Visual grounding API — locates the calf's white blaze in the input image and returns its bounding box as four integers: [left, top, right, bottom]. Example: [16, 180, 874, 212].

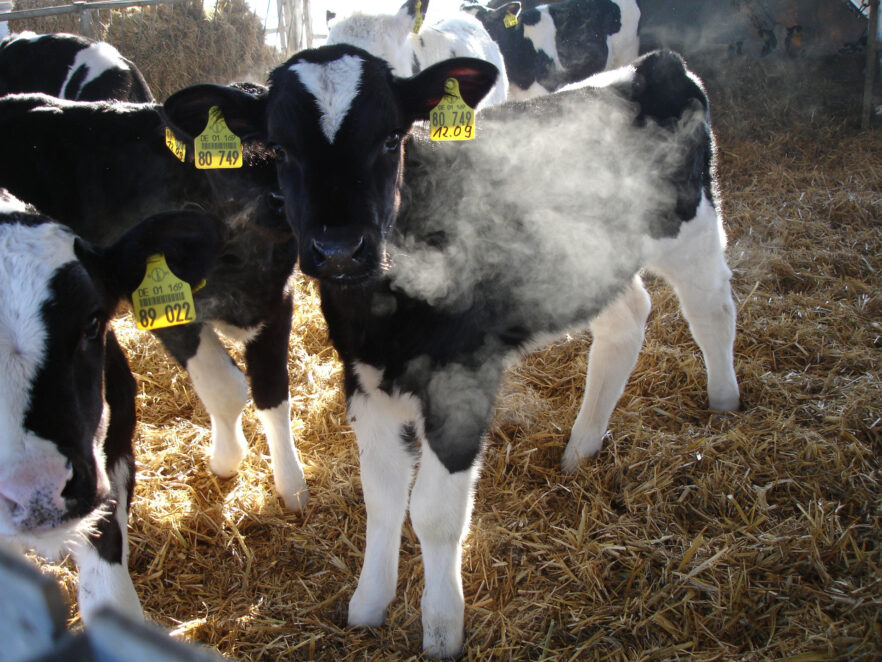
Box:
[290, 55, 364, 144]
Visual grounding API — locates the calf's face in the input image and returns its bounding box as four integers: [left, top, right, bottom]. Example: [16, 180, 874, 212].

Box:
[0, 194, 223, 544]
[163, 44, 498, 284]
[0, 214, 102, 537]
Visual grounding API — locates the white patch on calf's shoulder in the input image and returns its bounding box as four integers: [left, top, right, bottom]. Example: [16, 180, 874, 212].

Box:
[290, 55, 364, 144]
[60, 41, 129, 98]
[523, 8, 562, 70]
[348, 362, 424, 451]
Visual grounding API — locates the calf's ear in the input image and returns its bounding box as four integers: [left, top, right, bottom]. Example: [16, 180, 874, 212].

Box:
[395, 57, 498, 120]
[76, 211, 226, 302]
[163, 82, 268, 142]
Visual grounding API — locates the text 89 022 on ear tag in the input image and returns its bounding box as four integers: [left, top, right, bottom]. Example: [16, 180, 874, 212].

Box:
[132, 254, 198, 331]
[195, 106, 243, 169]
[430, 78, 476, 142]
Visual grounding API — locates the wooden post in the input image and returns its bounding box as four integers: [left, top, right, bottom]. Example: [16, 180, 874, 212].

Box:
[862, 0, 880, 129]
[75, 0, 96, 39]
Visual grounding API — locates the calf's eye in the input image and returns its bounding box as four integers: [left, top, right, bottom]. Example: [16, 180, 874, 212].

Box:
[83, 314, 103, 343]
[384, 132, 402, 151]
[270, 143, 287, 160]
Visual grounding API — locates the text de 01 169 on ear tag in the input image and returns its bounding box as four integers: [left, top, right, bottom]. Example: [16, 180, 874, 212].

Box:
[132, 254, 198, 330]
[430, 78, 476, 142]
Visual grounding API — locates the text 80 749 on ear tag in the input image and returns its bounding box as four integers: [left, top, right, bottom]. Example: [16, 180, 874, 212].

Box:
[132, 254, 197, 331]
[430, 78, 476, 142]
[195, 106, 243, 169]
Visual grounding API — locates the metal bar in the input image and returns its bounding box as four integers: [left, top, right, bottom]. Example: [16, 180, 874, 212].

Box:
[0, 0, 184, 22]
[862, 0, 879, 129]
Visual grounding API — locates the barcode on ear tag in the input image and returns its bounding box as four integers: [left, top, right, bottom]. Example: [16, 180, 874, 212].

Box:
[430, 78, 476, 142]
[132, 254, 198, 330]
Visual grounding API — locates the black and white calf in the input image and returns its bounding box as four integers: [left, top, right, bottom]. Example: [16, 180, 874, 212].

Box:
[463, 0, 640, 99]
[165, 44, 738, 656]
[326, 0, 509, 106]
[0, 92, 308, 510]
[0, 32, 154, 101]
[0, 189, 221, 621]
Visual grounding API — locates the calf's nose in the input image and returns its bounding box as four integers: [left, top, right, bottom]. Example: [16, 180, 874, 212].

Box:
[310, 234, 367, 277]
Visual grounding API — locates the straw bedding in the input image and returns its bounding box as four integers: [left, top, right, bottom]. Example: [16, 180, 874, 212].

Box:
[32, 51, 881, 660]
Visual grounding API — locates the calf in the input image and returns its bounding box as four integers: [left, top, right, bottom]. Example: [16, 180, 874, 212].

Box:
[164, 44, 738, 657]
[327, 0, 509, 107]
[0, 32, 153, 101]
[0, 189, 221, 622]
[463, 0, 639, 99]
[0, 93, 308, 510]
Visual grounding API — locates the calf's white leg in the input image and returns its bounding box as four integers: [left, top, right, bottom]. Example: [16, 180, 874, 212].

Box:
[257, 401, 307, 510]
[646, 196, 740, 412]
[409, 441, 478, 659]
[347, 365, 420, 627]
[563, 275, 651, 471]
[185, 325, 249, 478]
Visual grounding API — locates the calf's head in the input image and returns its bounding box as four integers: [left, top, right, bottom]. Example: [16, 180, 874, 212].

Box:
[0, 191, 222, 544]
[164, 44, 497, 284]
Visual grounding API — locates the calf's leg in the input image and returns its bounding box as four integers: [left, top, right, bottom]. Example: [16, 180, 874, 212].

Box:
[646, 197, 740, 413]
[244, 293, 307, 510]
[564, 275, 651, 471]
[156, 323, 249, 478]
[409, 442, 480, 659]
[73, 461, 141, 623]
[347, 364, 421, 627]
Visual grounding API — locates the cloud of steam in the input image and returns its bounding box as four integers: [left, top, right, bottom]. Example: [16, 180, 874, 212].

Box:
[388, 82, 707, 334]
[375, 79, 712, 452]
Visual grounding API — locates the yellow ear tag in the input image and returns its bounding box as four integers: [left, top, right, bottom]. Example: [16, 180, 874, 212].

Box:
[132, 254, 198, 331]
[504, 10, 519, 28]
[412, 0, 424, 33]
[195, 106, 243, 169]
[430, 78, 476, 142]
[165, 127, 187, 162]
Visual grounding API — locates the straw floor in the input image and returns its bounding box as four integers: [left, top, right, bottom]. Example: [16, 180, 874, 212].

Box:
[36, 53, 881, 660]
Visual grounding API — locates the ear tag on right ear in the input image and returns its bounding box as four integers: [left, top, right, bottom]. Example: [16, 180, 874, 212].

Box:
[195, 106, 243, 170]
[504, 10, 519, 28]
[165, 127, 187, 162]
[430, 78, 476, 142]
[412, 0, 424, 33]
[132, 254, 197, 331]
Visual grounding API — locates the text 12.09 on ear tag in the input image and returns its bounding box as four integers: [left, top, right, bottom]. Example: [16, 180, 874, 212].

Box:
[195, 106, 243, 169]
[132, 254, 198, 330]
[430, 78, 476, 142]
[165, 127, 187, 162]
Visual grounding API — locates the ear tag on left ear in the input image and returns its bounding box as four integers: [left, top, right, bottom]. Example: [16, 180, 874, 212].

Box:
[195, 106, 243, 170]
[132, 254, 198, 331]
[430, 78, 476, 142]
[165, 127, 187, 162]
[412, 0, 424, 33]
[504, 10, 519, 28]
